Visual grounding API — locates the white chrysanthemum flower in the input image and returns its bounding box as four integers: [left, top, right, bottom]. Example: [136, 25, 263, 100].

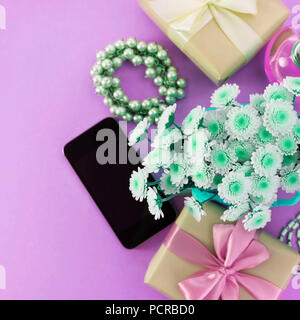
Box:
[157, 104, 176, 133]
[249, 94, 266, 114]
[220, 203, 249, 222]
[280, 165, 300, 193]
[169, 153, 188, 187]
[229, 139, 255, 163]
[184, 129, 210, 162]
[143, 148, 173, 172]
[243, 205, 271, 231]
[234, 161, 254, 177]
[128, 118, 150, 146]
[190, 162, 214, 189]
[292, 119, 300, 142]
[218, 171, 251, 205]
[250, 192, 277, 206]
[147, 187, 164, 220]
[263, 99, 297, 136]
[253, 125, 276, 146]
[283, 76, 300, 96]
[160, 172, 181, 195]
[263, 83, 293, 104]
[129, 167, 149, 201]
[251, 174, 280, 198]
[225, 106, 260, 140]
[182, 106, 205, 135]
[152, 127, 182, 148]
[184, 197, 206, 222]
[251, 144, 283, 177]
[277, 134, 298, 155]
[209, 143, 237, 174]
[210, 84, 240, 107]
[203, 109, 227, 140]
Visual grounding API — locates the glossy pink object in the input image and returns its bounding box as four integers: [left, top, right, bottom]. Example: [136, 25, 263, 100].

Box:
[265, 26, 300, 84]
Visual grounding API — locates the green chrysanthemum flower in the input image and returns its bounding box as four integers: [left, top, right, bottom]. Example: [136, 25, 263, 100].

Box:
[253, 125, 276, 146]
[280, 166, 300, 193]
[218, 171, 251, 205]
[220, 203, 249, 222]
[251, 144, 282, 177]
[263, 83, 293, 103]
[184, 196, 206, 222]
[243, 205, 271, 231]
[152, 127, 182, 148]
[160, 172, 180, 195]
[169, 154, 188, 187]
[277, 135, 297, 155]
[282, 152, 299, 167]
[263, 99, 297, 136]
[190, 162, 213, 189]
[249, 94, 266, 114]
[226, 106, 260, 140]
[128, 118, 150, 146]
[185, 129, 210, 162]
[251, 174, 279, 198]
[157, 104, 176, 133]
[229, 139, 255, 163]
[182, 106, 205, 135]
[292, 119, 300, 142]
[283, 76, 300, 96]
[210, 84, 240, 107]
[143, 148, 173, 172]
[203, 109, 227, 140]
[147, 187, 164, 220]
[129, 167, 148, 201]
[210, 144, 237, 174]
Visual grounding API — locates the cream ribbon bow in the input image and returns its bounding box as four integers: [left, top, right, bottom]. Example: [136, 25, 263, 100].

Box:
[149, 0, 263, 60]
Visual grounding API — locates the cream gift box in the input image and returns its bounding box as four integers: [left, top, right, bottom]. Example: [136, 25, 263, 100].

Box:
[138, 0, 290, 85]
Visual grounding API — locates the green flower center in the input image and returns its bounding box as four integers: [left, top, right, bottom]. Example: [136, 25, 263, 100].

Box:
[274, 110, 287, 124]
[261, 153, 274, 169]
[278, 137, 295, 153]
[171, 163, 179, 174]
[134, 180, 139, 189]
[283, 154, 297, 166]
[229, 181, 242, 195]
[215, 151, 229, 167]
[258, 181, 269, 190]
[209, 122, 219, 135]
[287, 172, 299, 186]
[234, 114, 250, 130]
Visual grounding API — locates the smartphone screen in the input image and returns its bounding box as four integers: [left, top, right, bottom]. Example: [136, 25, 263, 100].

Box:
[64, 117, 176, 249]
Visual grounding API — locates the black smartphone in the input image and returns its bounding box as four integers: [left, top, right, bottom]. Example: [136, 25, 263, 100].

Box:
[64, 117, 176, 249]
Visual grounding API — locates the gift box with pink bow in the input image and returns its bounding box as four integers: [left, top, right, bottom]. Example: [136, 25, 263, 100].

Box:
[138, 0, 289, 85]
[145, 202, 300, 300]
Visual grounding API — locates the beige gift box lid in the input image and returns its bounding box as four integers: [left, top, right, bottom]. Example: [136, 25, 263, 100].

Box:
[138, 0, 290, 85]
[145, 202, 300, 300]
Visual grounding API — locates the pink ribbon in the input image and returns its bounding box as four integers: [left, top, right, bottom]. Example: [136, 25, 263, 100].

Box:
[164, 220, 282, 300]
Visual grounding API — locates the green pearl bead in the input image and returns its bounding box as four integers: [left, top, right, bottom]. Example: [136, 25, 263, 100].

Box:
[145, 68, 156, 78]
[122, 95, 129, 104]
[144, 56, 155, 68]
[149, 107, 159, 118]
[102, 59, 113, 70]
[112, 77, 120, 87]
[154, 117, 160, 124]
[168, 66, 177, 73]
[104, 97, 113, 106]
[105, 44, 116, 56]
[144, 116, 154, 125]
[156, 66, 164, 75]
[163, 57, 172, 66]
[142, 99, 152, 110]
[114, 40, 126, 50]
[157, 44, 163, 51]
[137, 41, 147, 52]
[126, 37, 137, 48]
[133, 114, 143, 123]
[167, 71, 178, 82]
[92, 75, 102, 85]
[113, 57, 123, 68]
[158, 86, 168, 96]
[147, 42, 158, 54]
[113, 88, 124, 100]
[167, 87, 177, 98]
[95, 86, 108, 95]
[118, 106, 126, 116]
[101, 77, 112, 88]
[166, 96, 176, 104]
[132, 55, 143, 66]
[110, 106, 118, 115]
[96, 50, 106, 60]
[123, 48, 134, 60]
[123, 112, 133, 122]
[157, 49, 168, 60]
[106, 67, 115, 76]
[129, 100, 141, 111]
[176, 88, 185, 99]
[176, 78, 186, 88]
[151, 97, 160, 106]
[154, 76, 163, 86]
[159, 104, 168, 112]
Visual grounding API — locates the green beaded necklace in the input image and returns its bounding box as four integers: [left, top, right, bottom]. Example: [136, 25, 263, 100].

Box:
[279, 213, 300, 252]
[90, 38, 186, 123]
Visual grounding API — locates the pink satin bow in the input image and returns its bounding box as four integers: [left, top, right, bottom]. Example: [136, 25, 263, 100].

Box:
[164, 220, 282, 300]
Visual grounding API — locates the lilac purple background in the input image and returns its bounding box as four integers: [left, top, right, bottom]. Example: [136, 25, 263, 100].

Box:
[0, 0, 299, 300]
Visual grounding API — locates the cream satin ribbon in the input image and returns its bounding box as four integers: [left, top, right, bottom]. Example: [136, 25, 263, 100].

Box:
[148, 0, 263, 61]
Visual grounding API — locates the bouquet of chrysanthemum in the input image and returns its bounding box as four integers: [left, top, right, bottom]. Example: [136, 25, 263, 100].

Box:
[129, 77, 300, 231]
